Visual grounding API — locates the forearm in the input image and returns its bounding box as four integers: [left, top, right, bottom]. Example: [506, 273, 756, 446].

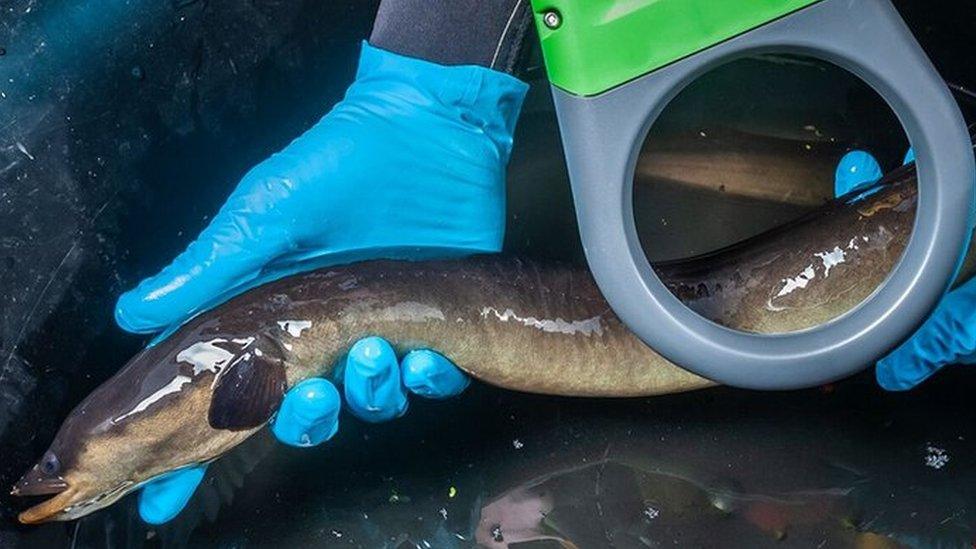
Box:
[369, 0, 532, 74]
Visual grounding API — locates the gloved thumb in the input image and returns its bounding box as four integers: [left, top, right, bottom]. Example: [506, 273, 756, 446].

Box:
[834, 150, 882, 197]
[115, 178, 292, 333]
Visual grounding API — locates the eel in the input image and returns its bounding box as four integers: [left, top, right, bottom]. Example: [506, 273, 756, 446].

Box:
[636, 128, 850, 206]
[12, 139, 976, 523]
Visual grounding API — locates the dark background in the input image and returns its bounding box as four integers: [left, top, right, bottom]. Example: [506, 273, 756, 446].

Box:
[1, 1, 975, 546]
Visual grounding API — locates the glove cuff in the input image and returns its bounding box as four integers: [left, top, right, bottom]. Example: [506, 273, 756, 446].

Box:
[351, 41, 529, 160]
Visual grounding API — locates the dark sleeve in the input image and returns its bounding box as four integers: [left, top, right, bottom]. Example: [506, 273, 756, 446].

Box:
[369, 0, 533, 74]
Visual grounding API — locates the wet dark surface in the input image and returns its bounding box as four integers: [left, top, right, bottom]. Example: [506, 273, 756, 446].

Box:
[11, 372, 976, 548]
[1, 0, 975, 547]
[187, 374, 976, 548]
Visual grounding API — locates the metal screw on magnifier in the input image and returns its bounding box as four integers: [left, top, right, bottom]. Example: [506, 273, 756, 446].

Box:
[543, 10, 562, 29]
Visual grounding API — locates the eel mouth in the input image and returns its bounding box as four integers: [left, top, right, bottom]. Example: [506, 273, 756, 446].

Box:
[17, 486, 79, 524]
[11, 473, 68, 497]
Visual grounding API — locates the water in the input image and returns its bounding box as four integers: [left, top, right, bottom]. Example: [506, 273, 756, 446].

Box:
[10, 372, 975, 547]
[2, 1, 975, 547]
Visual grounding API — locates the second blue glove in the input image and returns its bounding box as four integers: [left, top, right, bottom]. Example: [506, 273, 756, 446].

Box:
[834, 146, 976, 390]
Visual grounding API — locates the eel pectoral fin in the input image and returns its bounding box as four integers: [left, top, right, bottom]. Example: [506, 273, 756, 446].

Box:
[208, 351, 287, 431]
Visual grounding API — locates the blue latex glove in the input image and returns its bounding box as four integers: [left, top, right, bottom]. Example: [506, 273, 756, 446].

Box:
[835, 146, 976, 390]
[115, 41, 526, 332]
[125, 42, 526, 524]
[138, 337, 469, 524]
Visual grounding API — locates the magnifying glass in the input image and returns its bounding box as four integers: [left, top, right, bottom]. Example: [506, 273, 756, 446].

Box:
[532, 0, 976, 389]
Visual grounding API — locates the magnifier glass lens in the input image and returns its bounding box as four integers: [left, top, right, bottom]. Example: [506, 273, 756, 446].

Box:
[633, 55, 912, 334]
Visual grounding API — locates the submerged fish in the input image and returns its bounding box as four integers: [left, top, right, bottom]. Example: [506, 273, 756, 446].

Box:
[636, 128, 848, 207]
[12, 145, 976, 523]
[659, 158, 975, 334]
[10, 255, 713, 524]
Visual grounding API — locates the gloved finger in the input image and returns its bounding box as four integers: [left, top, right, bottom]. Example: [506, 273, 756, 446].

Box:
[115, 177, 292, 334]
[401, 349, 470, 399]
[904, 147, 916, 165]
[343, 336, 408, 423]
[834, 150, 882, 197]
[271, 378, 341, 447]
[876, 277, 976, 390]
[137, 464, 207, 525]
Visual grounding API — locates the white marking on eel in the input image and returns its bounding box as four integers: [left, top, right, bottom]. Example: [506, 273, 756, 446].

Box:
[232, 336, 255, 347]
[214, 352, 249, 384]
[277, 320, 312, 338]
[814, 246, 846, 277]
[111, 336, 261, 425]
[775, 264, 816, 298]
[480, 307, 604, 336]
[176, 338, 235, 375]
[767, 264, 818, 312]
[113, 375, 192, 424]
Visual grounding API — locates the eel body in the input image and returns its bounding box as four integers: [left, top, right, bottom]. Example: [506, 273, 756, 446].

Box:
[14, 141, 976, 522]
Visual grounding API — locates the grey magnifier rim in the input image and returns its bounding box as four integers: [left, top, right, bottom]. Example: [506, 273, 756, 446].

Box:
[552, 0, 975, 390]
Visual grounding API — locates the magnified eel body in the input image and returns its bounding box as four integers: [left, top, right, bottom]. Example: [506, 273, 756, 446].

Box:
[14, 144, 976, 523]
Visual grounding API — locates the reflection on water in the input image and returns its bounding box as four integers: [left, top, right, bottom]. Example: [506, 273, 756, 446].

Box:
[477, 460, 852, 547]
[11, 372, 975, 548]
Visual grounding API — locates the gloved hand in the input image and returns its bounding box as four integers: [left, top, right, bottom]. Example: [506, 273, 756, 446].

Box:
[138, 336, 470, 524]
[835, 146, 976, 390]
[119, 42, 527, 524]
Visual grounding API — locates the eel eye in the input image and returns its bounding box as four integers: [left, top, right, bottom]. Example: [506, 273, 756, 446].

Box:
[40, 452, 60, 475]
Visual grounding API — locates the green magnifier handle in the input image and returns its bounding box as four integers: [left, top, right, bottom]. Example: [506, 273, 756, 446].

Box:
[532, 0, 976, 389]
